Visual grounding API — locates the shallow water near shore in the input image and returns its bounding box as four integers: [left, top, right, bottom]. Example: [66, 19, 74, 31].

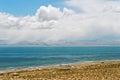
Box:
[0, 46, 120, 70]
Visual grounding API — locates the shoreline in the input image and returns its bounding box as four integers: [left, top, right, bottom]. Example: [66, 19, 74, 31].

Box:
[0, 60, 120, 80]
[0, 59, 120, 73]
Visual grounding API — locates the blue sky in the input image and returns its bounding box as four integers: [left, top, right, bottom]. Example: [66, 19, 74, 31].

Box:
[0, 0, 65, 16]
[0, 0, 120, 45]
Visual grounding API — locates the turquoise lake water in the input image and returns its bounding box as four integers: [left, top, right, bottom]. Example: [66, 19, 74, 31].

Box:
[0, 46, 120, 70]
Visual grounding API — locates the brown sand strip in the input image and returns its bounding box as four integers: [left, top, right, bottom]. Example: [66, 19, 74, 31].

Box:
[0, 61, 120, 80]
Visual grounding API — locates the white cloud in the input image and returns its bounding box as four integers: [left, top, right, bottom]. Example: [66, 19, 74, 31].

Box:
[0, 1, 120, 45]
[36, 5, 63, 21]
[66, 0, 120, 13]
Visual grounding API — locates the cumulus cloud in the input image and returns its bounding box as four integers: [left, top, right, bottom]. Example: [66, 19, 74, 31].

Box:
[36, 5, 62, 21]
[0, 1, 120, 45]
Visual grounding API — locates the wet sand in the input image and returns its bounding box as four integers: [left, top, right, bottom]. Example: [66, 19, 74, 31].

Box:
[0, 61, 120, 80]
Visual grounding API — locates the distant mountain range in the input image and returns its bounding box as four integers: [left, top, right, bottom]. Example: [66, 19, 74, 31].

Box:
[1, 40, 120, 46]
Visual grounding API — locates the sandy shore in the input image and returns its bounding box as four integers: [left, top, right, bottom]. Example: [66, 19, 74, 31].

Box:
[0, 61, 120, 80]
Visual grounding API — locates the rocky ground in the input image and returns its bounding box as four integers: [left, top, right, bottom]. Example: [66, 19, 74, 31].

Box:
[0, 61, 120, 80]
